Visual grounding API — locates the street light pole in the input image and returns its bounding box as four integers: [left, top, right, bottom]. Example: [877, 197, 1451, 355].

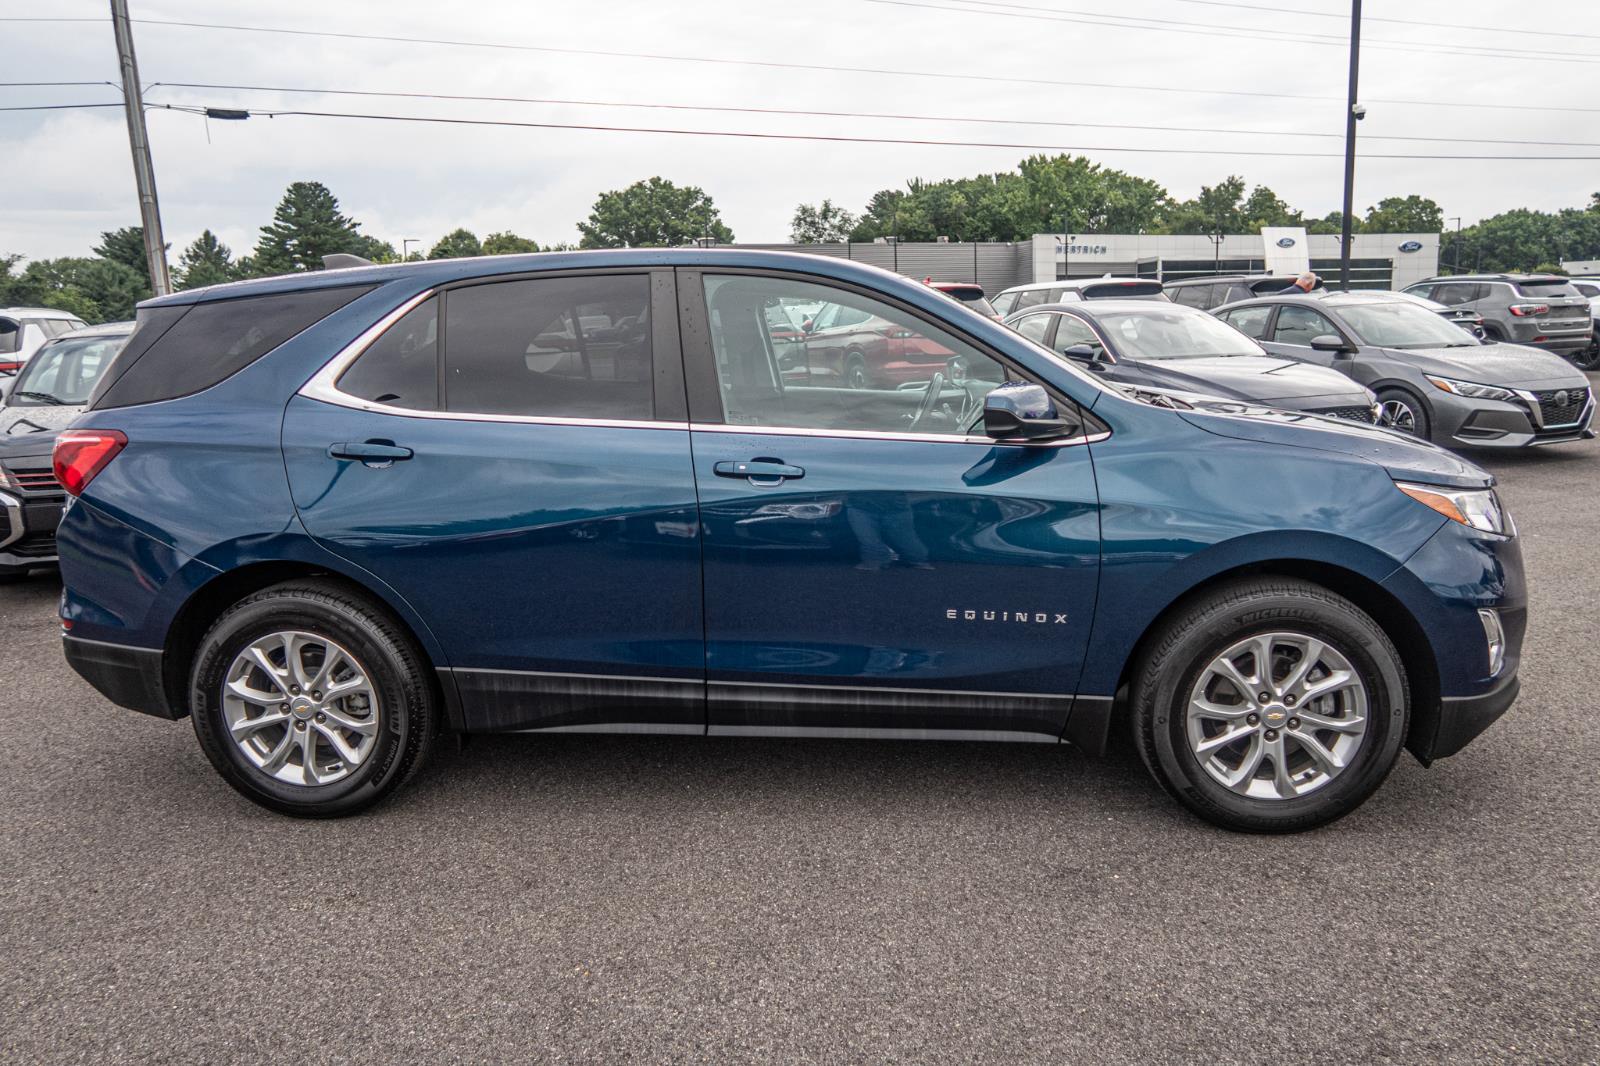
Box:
[1338, 0, 1363, 293]
[1447, 217, 1462, 274]
[109, 0, 171, 296]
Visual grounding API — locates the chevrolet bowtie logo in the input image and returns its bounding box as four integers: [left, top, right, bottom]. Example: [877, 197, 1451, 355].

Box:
[946, 609, 1068, 624]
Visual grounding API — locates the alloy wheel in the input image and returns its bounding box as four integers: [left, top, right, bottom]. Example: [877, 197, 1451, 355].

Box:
[1185, 631, 1369, 800]
[221, 630, 381, 787]
[1377, 399, 1418, 435]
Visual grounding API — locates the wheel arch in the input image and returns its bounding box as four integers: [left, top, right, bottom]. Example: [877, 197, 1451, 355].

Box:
[159, 557, 461, 730]
[1082, 557, 1440, 760]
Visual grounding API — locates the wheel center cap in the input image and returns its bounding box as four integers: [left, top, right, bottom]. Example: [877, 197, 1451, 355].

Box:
[1261, 705, 1289, 727]
[290, 698, 317, 720]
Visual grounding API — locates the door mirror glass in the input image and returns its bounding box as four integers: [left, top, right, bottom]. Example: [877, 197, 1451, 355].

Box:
[983, 383, 1075, 441]
[1309, 333, 1350, 353]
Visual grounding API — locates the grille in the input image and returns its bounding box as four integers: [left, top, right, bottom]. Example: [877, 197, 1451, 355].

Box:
[1310, 405, 1377, 424]
[1533, 386, 1591, 428]
[4, 467, 60, 494]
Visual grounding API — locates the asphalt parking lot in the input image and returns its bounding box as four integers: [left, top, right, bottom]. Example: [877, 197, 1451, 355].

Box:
[4, 400, 1599, 1064]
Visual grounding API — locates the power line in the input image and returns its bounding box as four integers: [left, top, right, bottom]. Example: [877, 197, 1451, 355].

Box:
[74, 16, 1600, 115]
[147, 103, 1600, 160]
[953, 0, 1600, 44]
[879, 0, 1600, 64]
[0, 80, 115, 87]
[142, 82, 1600, 150]
[0, 102, 123, 112]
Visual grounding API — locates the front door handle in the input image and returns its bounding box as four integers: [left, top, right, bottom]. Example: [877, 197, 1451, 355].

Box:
[713, 459, 805, 484]
[329, 440, 414, 465]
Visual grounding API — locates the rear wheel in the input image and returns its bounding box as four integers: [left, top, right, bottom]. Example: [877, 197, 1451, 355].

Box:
[1132, 579, 1409, 833]
[1375, 387, 1431, 440]
[1571, 332, 1600, 371]
[845, 353, 868, 390]
[189, 580, 438, 817]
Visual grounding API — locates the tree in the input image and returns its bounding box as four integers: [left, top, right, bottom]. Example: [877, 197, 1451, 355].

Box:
[428, 228, 483, 259]
[482, 231, 542, 255]
[578, 177, 734, 248]
[93, 226, 165, 287]
[252, 181, 374, 274]
[790, 200, 858, 243]
[173, 230, 235, 290]
[0, 256, 145, 323]
[1363, 195, 1443, 234]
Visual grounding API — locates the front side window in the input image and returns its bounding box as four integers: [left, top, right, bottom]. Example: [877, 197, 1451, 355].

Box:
[1272, 306, 1341, 347]
[1014, 289, 1050, 310]
[701, 274, 1013, 436]
[339, 297, 439, 410]
[1052, 315, 1104, 358]
[990, 291, 1018, 316]
[444, 274, 654, 420]
[1220, 305, 1272, 340]
[1168, 285, 1208, 309]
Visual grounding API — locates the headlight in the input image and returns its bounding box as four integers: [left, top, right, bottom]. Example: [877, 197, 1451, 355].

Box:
[1396, 481, 1511, 535]
[1424, 375, 1518, 403]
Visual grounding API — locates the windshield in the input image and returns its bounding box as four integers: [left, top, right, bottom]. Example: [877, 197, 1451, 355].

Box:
[7, 333, 128, 406]
[1335, 301, 1480, 349]
[1097, 307, 1265, 360]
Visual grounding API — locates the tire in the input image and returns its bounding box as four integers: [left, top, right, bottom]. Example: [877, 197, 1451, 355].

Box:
[1375, 387, 1431, 440]
[1571, 333, 1600, 372]
[845, 353, 869, 390]
[189, 579, 438, 817]
[1481, 325, 1505, 345]
[1131, 578, 1409, 833]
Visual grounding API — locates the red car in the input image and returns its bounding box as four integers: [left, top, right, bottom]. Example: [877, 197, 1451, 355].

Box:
[927, 281, 1002, 321]
[785, 301, 957, 389]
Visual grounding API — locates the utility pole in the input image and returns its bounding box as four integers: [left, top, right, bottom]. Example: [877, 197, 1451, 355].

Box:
[110, 0, 170, 296]
[1338, 0, 1363, 293]
[1448, 217, 1462, 274]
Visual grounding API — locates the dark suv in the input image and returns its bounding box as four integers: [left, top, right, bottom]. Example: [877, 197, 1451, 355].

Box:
[55, 250, 1525, 832]
[1165, 274, 1325, 311]
[1404, 274, 1593, 360]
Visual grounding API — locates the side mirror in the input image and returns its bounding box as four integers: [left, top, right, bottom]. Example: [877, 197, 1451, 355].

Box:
[1060, 343, 1098, 362]
[983, 383, 1076, 442]
[801, 318, 815, 334]
[1310, 334, 1352, 355]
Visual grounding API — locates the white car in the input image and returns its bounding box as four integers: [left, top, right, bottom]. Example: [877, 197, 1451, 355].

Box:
[0, 307, 89, 375]
[990, 277, 1166, 318]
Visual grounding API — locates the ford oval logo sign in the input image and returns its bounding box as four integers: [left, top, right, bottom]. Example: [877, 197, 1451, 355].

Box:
[1275, 237, 1297, 248]
[1398, 240, 1423, 253]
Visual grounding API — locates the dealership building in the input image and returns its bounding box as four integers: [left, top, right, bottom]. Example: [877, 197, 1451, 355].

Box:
[744, 230, 1440, 295]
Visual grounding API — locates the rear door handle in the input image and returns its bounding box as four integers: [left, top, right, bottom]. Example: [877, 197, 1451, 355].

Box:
[329, 440, 413, 465]
[713, 459, 805, 483]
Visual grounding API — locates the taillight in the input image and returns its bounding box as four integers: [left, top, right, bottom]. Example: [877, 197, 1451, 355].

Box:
[52, 429, 127, 496]
[1509, 304, 1549, 317]
[0, 361, 21, 373]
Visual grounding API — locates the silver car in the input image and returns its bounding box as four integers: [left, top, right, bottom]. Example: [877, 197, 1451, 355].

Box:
[1213, 291, 1594, 449]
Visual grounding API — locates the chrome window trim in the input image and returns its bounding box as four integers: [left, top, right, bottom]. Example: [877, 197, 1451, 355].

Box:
[299, 287, 688, 432]
[688, 422, 1109, 449]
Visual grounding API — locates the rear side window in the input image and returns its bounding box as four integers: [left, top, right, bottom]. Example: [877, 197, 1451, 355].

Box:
[91, 285, 374, 410]
[1168, 285, 1208, 309]
[0, 319, 18, 355]
[444, 274, 654, 420]
[1014, 289, 1050, 310]
[339, 297, 439, 410]
[990, 291, 1018, 316]
[1221, 305, 1272, 339]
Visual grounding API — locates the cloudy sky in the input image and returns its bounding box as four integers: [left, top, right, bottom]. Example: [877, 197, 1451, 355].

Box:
[3, 0, 1596, 264]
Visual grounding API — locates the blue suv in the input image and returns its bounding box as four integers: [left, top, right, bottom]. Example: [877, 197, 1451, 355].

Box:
[55, 251, 1524, 831]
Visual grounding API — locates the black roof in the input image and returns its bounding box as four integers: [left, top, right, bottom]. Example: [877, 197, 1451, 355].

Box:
[1419, 272, 1567, 283]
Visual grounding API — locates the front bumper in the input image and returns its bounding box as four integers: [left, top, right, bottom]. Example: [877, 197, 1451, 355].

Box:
[62, 634, 178, 719]
[1419, 672, 1521, 762]
[1433, 388, 1595, 448]
[0, 489, 63, 572]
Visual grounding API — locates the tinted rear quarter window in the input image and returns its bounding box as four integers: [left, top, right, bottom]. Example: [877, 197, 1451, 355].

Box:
[338, 296, 439, 410]
[444, 274, 654, 420]
[91, 285, 374, 409]
[0, 319, 18, 355]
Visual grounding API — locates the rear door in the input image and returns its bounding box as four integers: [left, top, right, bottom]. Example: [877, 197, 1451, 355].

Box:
[681, 269, 1102, 740]
[284, 269, 705, 734]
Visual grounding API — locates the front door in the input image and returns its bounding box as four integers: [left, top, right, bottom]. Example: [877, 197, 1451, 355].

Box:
[283, 269, 705, 733]
[681, 270, 1102, 740]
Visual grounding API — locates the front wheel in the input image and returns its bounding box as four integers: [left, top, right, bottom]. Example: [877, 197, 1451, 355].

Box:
[1132, 579, 1409, 833]
[189, 580, 438, 817]
[1375, 387, 1431, 440]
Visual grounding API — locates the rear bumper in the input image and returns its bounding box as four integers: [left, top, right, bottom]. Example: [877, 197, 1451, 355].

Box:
[62, 634, 179, 719]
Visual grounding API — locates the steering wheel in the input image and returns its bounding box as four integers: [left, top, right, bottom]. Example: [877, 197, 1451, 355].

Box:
[907, 371, 947, 431]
